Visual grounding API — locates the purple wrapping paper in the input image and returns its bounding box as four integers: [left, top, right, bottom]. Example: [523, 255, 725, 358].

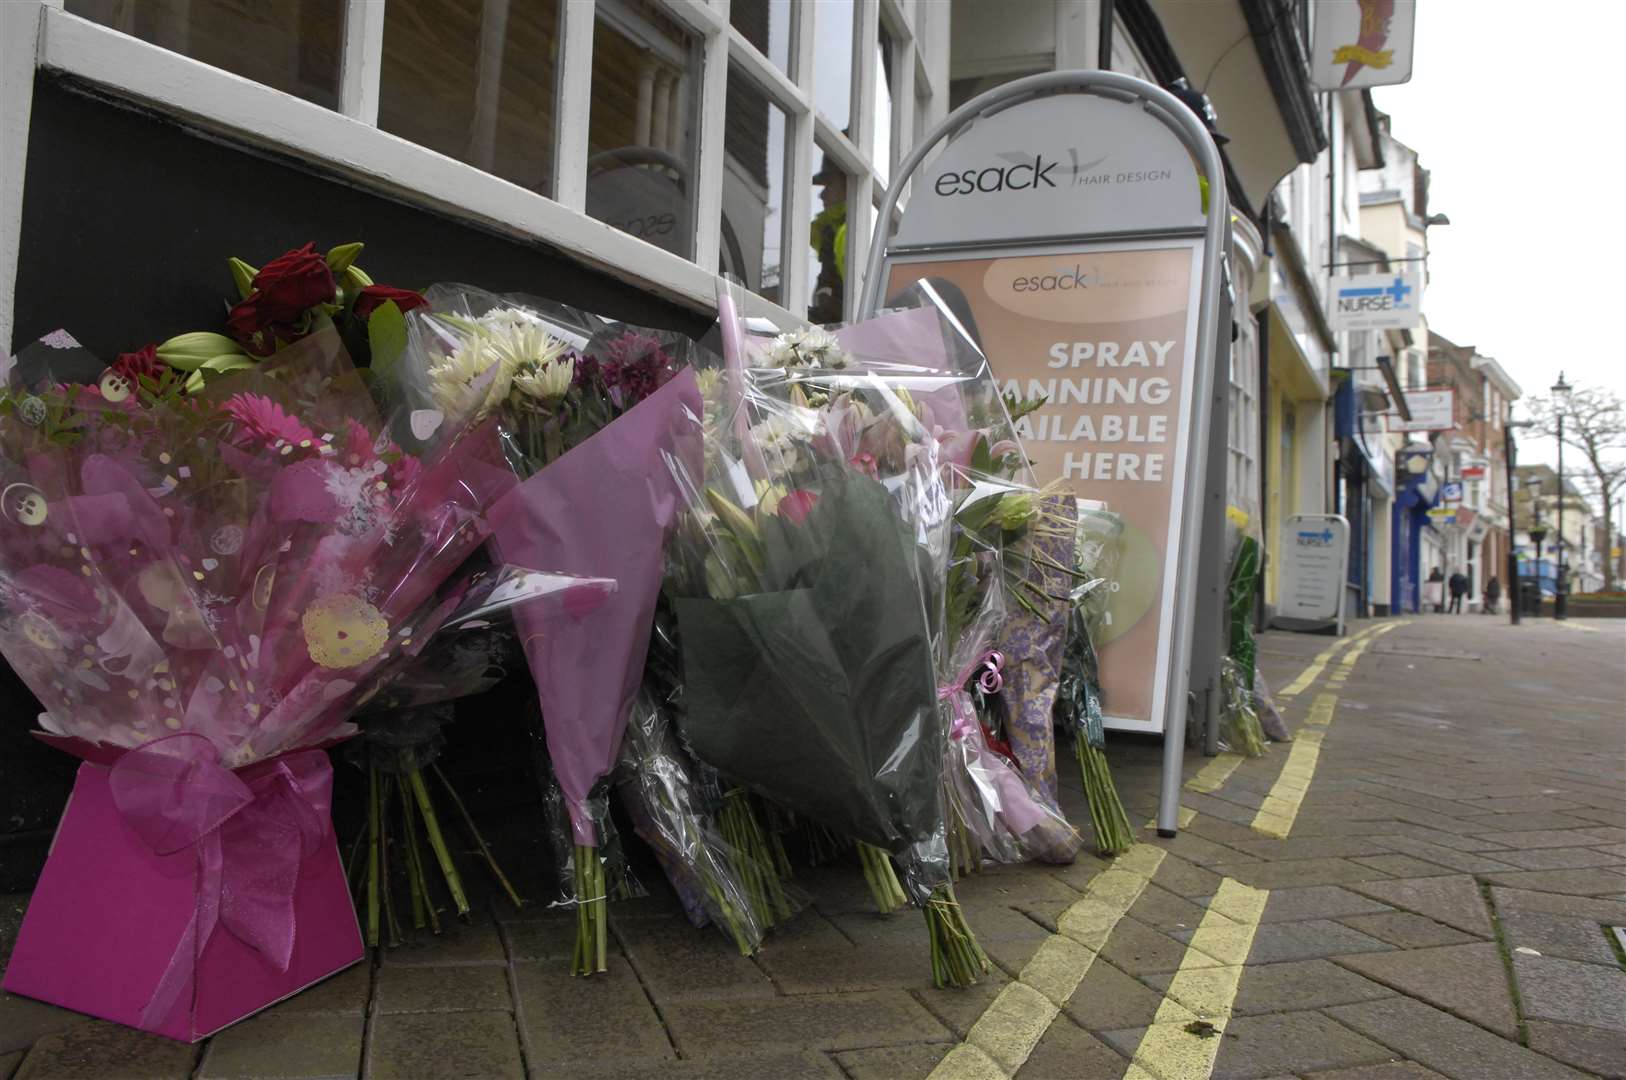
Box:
[998, 495, 1078, 803]
[486, 370, 703, 846]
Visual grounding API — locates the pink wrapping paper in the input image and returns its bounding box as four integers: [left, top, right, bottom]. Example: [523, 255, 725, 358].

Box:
[487, 369, 702, 845]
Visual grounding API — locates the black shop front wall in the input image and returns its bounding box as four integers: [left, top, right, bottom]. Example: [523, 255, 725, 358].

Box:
[1, 74, 711, 888]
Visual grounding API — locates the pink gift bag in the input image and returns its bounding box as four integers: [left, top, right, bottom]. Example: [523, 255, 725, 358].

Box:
[3, 737, 363, 1042]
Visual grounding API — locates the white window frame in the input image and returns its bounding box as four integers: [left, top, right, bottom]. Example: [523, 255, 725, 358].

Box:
[0, 0, 946, 351]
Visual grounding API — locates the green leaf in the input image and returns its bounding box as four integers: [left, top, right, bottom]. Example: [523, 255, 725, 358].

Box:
[367, 300, 408, 377]
[326, 241, 365, 274]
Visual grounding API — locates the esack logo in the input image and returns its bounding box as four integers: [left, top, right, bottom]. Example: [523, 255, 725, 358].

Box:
[1012, 265, 1089, 292]
[933, 154, 1059, 196]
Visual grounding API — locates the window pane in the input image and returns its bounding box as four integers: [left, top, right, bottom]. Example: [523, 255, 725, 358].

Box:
[811, 0, 854, 134]
[586, 4, 700, 259]
[730, 0, 795, 76]
[379, 0, 560, 196]
[873, 30, 895, 187]
[66, 0, 340, 109]
[723, 67, 788, 303]
[808, 141, 848, 323]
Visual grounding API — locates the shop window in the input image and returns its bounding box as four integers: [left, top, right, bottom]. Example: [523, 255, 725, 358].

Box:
[873, 27, 896, 188]
[378, 0, 560, 196]
[808, 141, 849, 324]
[66, 0, 341, 109]
[730, 0, 795, 78]
[812, 0, 856, 133]
[723, 66, 790, 305]
[586, 3, 701, 259]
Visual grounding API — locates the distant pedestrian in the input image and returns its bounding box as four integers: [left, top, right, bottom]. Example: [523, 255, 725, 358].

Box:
[1484, 576, 1502, 614]
[1425, 567, 1445, 613]
[1448, 571, 1468, 614]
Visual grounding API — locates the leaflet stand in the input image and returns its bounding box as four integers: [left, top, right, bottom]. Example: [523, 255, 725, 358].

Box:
[859, 71, 1230, 837]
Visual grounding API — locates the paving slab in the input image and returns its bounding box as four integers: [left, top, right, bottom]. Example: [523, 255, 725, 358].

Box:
[1224, 885, 1394, 924]
[1225, 857, 1391, 889]
[1336, 912, 1481, 949]
[756, 942, 932, 993]
[1488, 886, 1626, 925]
[1335, 942, 1519, 1038]
[1150, 856, 1225, 900]
[198, 1013, 363, 1079]
[1524, 1019, 1626, 1080]
[364, 1010, 524, 1080]
[662, 991, 953, 1055]
[1368, 836, 1520, 875]
[1326, 996, 1588, 1080]
[1100, 915, 1213, 975]
[1059, 957, 1178, 1031]
[1498, 910, 1623, 966]
[262, 962, 371, 1017]
[1210, 1010, 1395, 1079]
[1012, 1015, 1127, 1078]
[373, 964, 512, 1014]
[610, 914, 777, 999]
[570, 1052, 845, 1080]
[0, 994, 83, 1055]
[378, 913, 506, 967]
[1350, 854, 1458, 878]
[13, 1020, 195, 1080]
[1141, 959, 1393, 1016]
[1471, 829, 1615, 849]
[1481, 867, 1626, 896]
[1125, 882, 1215, 934]
[1172, 918, 1392, 965]
[1348, 875, 1494, 937]
[513, 956, 674, 1069]
[833, 1045, 948, 1080]
[910, 970, 1012, 1041]
[1512, 952, 1626, 1033]
[1302, 1064, 1447, 1079]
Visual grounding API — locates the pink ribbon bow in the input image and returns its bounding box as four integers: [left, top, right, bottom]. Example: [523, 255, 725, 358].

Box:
[108, 733, 333, 1030]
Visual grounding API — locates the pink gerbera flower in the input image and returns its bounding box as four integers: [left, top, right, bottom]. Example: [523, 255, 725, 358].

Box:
[224, 393, 317, 450]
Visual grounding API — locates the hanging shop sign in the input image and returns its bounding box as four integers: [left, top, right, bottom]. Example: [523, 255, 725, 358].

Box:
[1330, 271, 1423, 331]
[1387, 388, 1455, 432]
[858, 70, 1230, 837]
[1441, 480, 1464, 503]
[1311, 0, 1417, 90]
[1276, 515, 1351, 633]
[1460, 465, 1486, 479]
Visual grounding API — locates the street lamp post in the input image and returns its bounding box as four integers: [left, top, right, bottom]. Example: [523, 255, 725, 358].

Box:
[1529, 508, 1548, 618]
[1552, 372, 1572, 619]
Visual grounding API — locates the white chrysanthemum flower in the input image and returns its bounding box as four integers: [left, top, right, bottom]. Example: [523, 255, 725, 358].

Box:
[765, 326, 851, 369]
[750, 412, 815, 473]
[513, 356, 576, 401]
[428, 308, 573, 417]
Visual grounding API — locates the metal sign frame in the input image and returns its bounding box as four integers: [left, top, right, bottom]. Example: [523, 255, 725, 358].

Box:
[858, 70, 1230, 837]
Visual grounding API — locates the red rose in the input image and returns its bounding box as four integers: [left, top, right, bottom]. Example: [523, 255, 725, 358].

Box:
[354, 284, 428, 320]
[226, 295, 285, 356]
[848, 452, 879, 478]
[778, 489, 819, 525]
[112, 344, 164, 382]
[251, 243, 336, 322]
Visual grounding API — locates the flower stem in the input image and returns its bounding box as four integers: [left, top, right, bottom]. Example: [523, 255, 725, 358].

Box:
[408, 764, 469, 917]
[571, 844, 609, 976]
[925, 883, 988, 988]
[366, 764, 381, 949]
[397, 778, 428, 931]
[432, 763, 525, 911]
[1077, 738, 1135, 856]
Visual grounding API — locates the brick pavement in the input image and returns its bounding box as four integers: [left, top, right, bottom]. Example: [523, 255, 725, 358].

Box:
[1, 614, 1623, 1079]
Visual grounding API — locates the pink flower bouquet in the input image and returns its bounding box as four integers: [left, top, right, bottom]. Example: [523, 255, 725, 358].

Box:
[0, 327, 517, 1039]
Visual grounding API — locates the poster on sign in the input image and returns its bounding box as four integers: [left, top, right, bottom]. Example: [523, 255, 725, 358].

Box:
[1386, 388, 1454, 432]
[1276, 515, 1351, 632]
[887, 241, 1202, 731]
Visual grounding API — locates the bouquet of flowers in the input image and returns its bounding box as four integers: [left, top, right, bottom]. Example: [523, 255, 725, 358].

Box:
[1221, 504, 1268, 757]
[391, 286, 703, 974]
[0, 324, 518, 1038]
[1054, 501, 1136, 855]
[666, 288, 997, 987]
[346, 565, 617, 946]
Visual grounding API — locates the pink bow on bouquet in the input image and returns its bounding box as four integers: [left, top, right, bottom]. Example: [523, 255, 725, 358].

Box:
[107, 734, 333, 1029]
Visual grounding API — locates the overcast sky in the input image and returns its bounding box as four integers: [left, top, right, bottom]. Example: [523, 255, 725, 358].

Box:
[1372, 2, 1626, 480]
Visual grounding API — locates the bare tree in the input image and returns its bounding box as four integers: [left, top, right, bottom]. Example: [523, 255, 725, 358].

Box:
[1524, 385, 1626, 592]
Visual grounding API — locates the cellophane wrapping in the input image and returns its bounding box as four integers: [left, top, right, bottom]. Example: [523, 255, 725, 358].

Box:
[0, 326, 517, 767]
[614, 691, 766, 953]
